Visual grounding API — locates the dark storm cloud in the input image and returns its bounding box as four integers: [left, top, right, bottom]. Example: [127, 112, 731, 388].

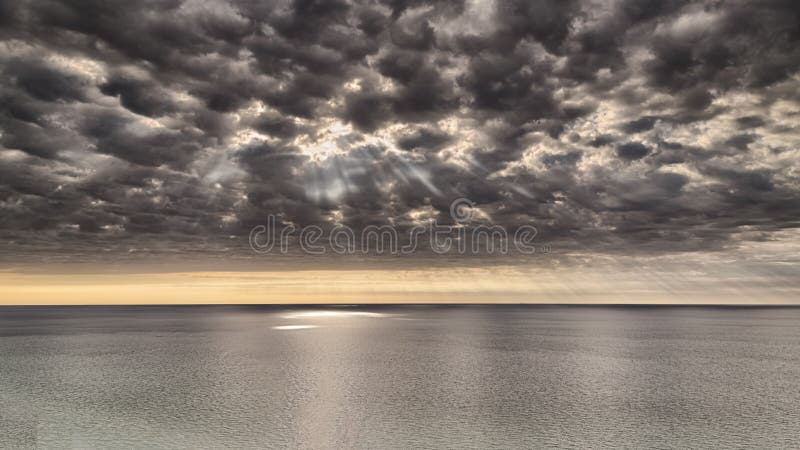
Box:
[616, 142, 651, 160]
[78, 109, 206, 168]
[100, 74, 179, 118]
[621, 116, 659, 134]
[250, 112, 302, 139]
[396, 127, 452, 152]
[735, 116, 766, 129]
[5, 59, 90, 103]
[343, 91, 395, 132]
[725, 134, 759, 151]
[588, 134, 616, 148]
[1, 0, 799, 265]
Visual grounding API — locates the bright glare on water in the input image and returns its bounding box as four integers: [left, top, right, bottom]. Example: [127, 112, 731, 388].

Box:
[1, 305, 799, 449]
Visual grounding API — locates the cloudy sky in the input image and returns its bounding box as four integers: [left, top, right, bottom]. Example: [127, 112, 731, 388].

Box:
[1, 0, 799, 303]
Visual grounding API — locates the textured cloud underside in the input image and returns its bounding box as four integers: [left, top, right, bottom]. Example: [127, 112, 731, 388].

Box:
[1, 0, 799, 268]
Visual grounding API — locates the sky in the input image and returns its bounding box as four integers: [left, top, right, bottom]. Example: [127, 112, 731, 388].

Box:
[1, 0, 799, 303]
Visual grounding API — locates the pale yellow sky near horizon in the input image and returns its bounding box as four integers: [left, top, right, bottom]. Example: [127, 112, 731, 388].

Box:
[3, 232, 798, 305]
[1, 264, 798, 305]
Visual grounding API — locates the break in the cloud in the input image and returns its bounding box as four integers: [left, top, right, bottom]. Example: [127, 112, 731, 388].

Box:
[0, 0, 799, 276]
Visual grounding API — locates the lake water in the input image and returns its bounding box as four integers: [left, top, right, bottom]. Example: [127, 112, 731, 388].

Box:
[1, 305, 799, 449]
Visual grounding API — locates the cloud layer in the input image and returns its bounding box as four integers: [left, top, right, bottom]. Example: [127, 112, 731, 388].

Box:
[1, 0, 799, 268]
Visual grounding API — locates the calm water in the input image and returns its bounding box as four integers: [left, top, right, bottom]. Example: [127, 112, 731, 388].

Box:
[1, 305, 799, 449]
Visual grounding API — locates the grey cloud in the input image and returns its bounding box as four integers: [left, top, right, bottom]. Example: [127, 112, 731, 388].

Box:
[6, 59, 90, 103]
[100, 75, 178, 118]
[621, 116, 659, 134]
[0, 0, 799, 266]
[735, 116, 766, 129]
[396, 128, 452, 152]
[725, 134, 759, 151]
[616, 142, 651, 160]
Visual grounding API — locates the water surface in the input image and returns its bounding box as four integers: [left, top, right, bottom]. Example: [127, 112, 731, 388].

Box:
[1, 305, 799, 448]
